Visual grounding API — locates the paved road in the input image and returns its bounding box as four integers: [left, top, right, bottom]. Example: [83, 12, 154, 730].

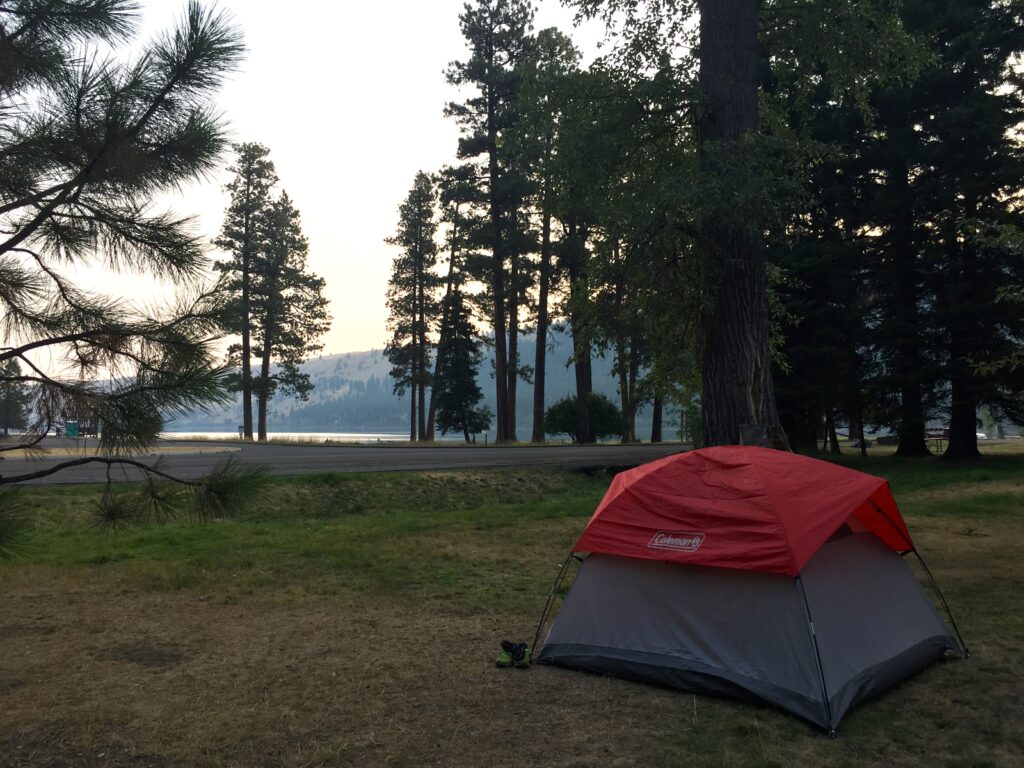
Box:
[0, 439, 689, 485]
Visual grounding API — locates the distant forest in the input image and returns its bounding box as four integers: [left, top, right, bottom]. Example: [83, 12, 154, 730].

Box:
[170, 332, 678, 439]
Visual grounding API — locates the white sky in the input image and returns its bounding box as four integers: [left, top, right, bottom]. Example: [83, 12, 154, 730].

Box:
[120, 0, 607, 355]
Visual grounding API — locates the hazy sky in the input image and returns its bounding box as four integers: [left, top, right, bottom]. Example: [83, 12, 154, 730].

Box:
[121, 1, 606, 355]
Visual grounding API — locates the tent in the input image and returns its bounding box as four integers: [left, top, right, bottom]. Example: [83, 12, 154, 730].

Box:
[535, 446, 966, 734]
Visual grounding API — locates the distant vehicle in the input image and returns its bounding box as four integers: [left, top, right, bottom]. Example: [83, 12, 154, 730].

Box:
[977, 432, 987, 440]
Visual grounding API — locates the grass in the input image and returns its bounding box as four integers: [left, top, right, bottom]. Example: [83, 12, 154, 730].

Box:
[1, 449, 1022, 767]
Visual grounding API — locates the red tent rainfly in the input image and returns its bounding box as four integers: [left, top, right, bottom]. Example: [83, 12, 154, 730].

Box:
[573, 445, 914, 575]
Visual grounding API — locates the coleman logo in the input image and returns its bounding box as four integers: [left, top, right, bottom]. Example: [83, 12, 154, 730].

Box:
[648, 531, 705, 552]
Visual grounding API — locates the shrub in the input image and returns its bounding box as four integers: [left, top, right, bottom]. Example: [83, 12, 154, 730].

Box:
[544, 393, 625, 443]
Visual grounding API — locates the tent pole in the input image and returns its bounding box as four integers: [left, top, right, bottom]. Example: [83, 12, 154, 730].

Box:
[866, 498, 915, 551]
[912, 549, 971, 658]
[795, 575, 837, 738]
[532, 549, 577, 654]
[866, 499, 969, 656]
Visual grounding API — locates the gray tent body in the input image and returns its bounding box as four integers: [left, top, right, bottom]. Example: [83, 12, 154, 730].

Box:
[538, 533, 959, 731]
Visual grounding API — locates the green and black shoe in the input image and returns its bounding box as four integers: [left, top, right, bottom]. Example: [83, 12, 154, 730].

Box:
[497, 640, 531, 669]
[514, 645, 532, 669]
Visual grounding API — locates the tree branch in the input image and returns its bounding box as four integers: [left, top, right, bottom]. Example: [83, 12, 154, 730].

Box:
[0, 455, 201, 485]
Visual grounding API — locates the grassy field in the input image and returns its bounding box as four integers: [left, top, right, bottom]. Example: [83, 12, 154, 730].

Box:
[1, 449, 1022, 767]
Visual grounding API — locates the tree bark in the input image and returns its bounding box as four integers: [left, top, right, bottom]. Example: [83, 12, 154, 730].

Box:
[409, 362, 417, 443]
[256, 267, 278, 442]
[944, 374, 980, 460]
[827, 411, 841, 455]
[507, 245, 519, 441]
[888, 161, 931, 457]
[257, 323, 272, 442]
[573, 338, 592, 444]
[565, 220, 592, 444]
[487, 82, 510, 443]
[417, 251, 428, 442]
[651, 395, 663, 443]
[531, 150, 553, 444]
[627, 342, 639, 443]
[942, 209, 981, 461]
[240, 179, 254, 441]
[696, 0, 784, 449]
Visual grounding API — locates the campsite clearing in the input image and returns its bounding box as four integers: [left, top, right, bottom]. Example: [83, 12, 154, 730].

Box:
[1, 452, 1022, 767]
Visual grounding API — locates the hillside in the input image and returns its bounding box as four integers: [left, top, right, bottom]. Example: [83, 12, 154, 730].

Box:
[170, 332, 669, 438]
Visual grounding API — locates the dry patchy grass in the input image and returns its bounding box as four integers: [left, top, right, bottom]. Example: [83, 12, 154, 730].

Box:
[1, 463, 1023, 767]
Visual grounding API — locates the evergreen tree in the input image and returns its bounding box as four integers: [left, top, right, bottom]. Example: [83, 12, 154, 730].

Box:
[214, 143, 279, 440]
[385, 172, 440, 441]
[0, 1, 265, 541]
[514, 27, 581, 443]
[0, 361, 30, 437]
[773, 0, 1024, 459]
[908, 0, 1024, 459]
[568, 0, 921, 447]
[425, 165, 482, 439]
[434, 289, 492, 442]
[446, 0, 534, 442]
[251, 192, 331, 441]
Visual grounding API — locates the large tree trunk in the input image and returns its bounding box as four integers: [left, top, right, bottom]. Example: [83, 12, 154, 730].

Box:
[696, 0, 784, 449]
[507, 246, 519, 441]
[241, 272, 253, 440]
[408, 364, 417, 443]
[573, 335, 592, 444]
[888, 162, 931, 457]
[616, 335, 629, 443]
[488, 89, 510, 443]
[945, 373, 979, 460]
[943, 212, 981, 461]
[417, 258, 428, 442]
[257, 338, 271, 442]
[651, 395, 663, 443]
[826, 411, 841, 455]
[256, 288, 276, 442]
[531, 159, 553, 443]
[409, 300, 417, 442]
[240, 195, 254, 441]
[565, 220, 592, 444]
[627, 342, 639, 443]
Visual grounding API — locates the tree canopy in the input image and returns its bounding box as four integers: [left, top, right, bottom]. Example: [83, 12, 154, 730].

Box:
[0, 1, 267, 550]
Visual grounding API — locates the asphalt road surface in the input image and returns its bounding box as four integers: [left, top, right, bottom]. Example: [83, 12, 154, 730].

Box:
[0, 438, 689, 485]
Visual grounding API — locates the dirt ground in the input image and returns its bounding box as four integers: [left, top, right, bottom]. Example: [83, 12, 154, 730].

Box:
[2, 466, 1023, 767]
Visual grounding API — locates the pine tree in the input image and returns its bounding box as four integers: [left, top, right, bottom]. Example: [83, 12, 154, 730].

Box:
[251, 192, 330, 441]
[772, 0, 1024, 458]
[514, 27, 581, 443]
[214, 143, 279, 440]
[908, 0, 1024, 459]
[425, 165, 482, 440]
[567, 0, 921, 447]
[0, 361, 30, 437]
[385, 172, 440, 441]
[0, 2, 266, 539]
[434, 289, 492, 442]
[446, 0, 534, 442]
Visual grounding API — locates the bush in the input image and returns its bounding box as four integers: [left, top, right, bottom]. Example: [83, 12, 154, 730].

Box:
[544, 393, 625, 443]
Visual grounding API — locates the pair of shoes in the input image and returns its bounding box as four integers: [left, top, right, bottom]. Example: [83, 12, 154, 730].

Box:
[496, 640, 531, 669]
